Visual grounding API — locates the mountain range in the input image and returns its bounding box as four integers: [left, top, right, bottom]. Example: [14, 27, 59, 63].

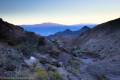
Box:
[22, 23, 96, 36]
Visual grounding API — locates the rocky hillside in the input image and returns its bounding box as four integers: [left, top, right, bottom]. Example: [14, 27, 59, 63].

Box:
[73, 18, 120, 80]
[75, 18, 120, 58]
[0, 18, 48, 79]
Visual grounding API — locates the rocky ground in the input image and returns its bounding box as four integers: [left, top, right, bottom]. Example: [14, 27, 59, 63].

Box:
[0, 18, 120, 80]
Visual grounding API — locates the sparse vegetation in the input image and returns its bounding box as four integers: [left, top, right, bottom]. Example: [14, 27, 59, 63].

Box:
[66, 58, 80, 76]
[96, 75, 109, 80]
[48, 71, 62, 80]
[35, 68, 48, 80]
[72, 46, 83, 57]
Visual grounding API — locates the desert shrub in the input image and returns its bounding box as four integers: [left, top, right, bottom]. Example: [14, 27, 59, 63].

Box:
[35, 68, 48, 80]
[48, 46, 61, 58]
[14, 39, 39, 58]
[72, 46, 83, 57]
[96, 75, 108, 80]
[66, 58, 80, 75]
[48, 71, 62, 80]
[84, 52, 101, 58]
[38, 37, 46, 46]
[7, 38, 23, 46]
[4, 64, 16, 71]
[50, 39, 64, 48]
[14, 32, 46, 57]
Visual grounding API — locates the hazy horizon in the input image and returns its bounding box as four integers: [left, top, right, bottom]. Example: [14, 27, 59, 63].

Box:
[0, 0, 120, 25]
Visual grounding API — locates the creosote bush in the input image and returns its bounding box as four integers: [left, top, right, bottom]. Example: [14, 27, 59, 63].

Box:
[66, 58, 80, 76]
[96, 75, 109, 80]
[72, 46, 83, 57]
[35, 68, 48, 80]
[48, 71, 62, 80]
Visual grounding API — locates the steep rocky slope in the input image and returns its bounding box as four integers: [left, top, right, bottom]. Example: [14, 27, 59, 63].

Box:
[0, 18, 47, 79]
[73, 18, 120, 80]
[75, 18, 120, 58]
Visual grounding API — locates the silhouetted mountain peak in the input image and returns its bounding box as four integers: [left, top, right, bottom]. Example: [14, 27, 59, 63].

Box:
[64, 29, 72, 32]
[108, 18, 120, 24]
[81, 26, 90, 29]
[0, 18, 7, 24]
[0, 18, 3, 22]
[95, 18, 120, 30]
[105, 18, 120, 28]
[80, 26, 91, 32]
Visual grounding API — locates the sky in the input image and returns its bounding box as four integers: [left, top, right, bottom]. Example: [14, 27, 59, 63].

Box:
[0, 0, 120, 25]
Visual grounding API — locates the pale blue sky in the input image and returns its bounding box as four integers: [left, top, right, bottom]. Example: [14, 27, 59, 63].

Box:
[0, 0, 120, 25]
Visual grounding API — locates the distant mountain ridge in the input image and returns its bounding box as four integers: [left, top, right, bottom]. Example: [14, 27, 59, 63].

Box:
[21, 23, 96, 36]
[47, 26, 91, 50]
[48, 26, 91, 37]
